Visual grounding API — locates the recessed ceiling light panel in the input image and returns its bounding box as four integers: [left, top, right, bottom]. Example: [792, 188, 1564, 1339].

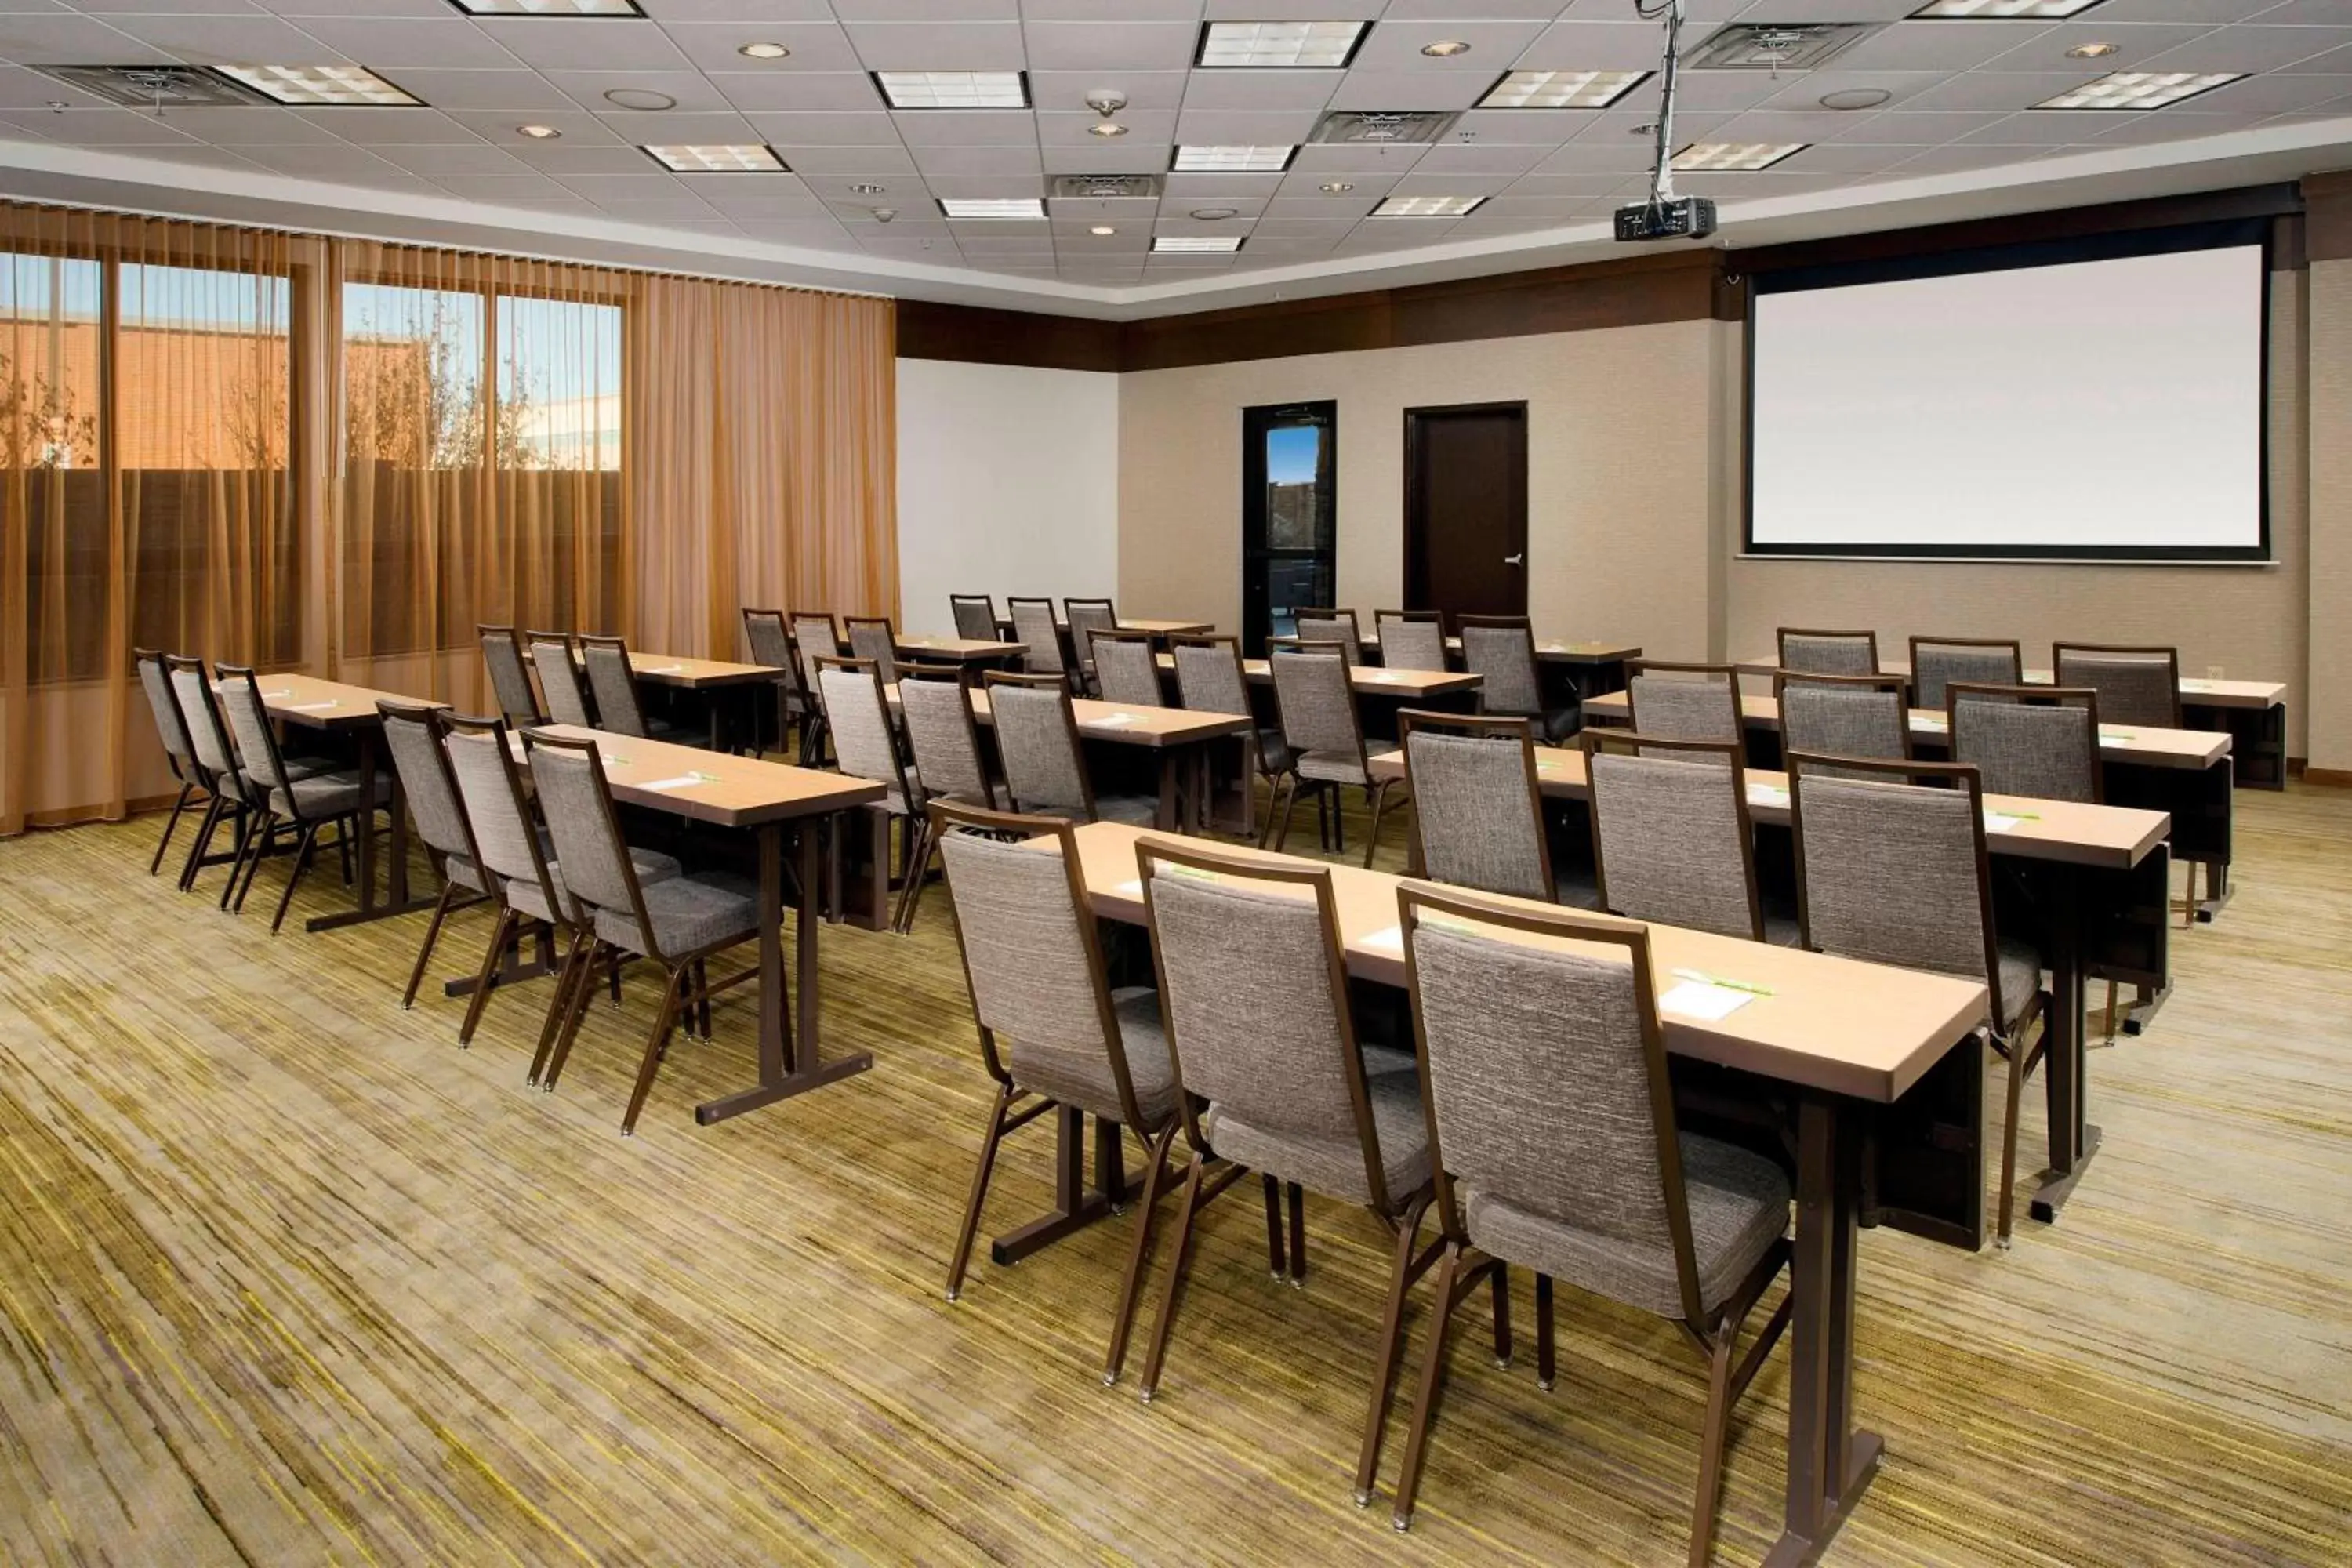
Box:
[1371, 194, 1485, 217]
[1197, 20, 1367, 69]
[939, 198, 1047, 219]
[448, 0, 643, 14]
[2035, 70, 2241, 109]
[875, 70, 1028, 109]
[1172, 144, 1294, 172]
[644, 143, 786, 173]
[1671, 141, 1806, 171]
[214, 64, 419, 106]
[1478, 69, 1649, 109]
[1911, 0, 2104, 16]
[1154, 235, 1243, 252]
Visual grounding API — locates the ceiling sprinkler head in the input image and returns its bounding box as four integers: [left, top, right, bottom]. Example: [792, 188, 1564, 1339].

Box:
[873, 207, 897, 223]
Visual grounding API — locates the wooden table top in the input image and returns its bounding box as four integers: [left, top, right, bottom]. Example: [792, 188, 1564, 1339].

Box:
[1583, 689, 2232, 770]
[1002, 616, 1215, 637]
[886, 685, 1252, 750]
[528, 724, 882, 828]
[1156, 652, 1485, 699]
[1362, 632, 1644, 666]
[1053, 822, 1986, 1105]
[1732, 655, 2286, 711]
[237, 673, 440, 730]
[1365, 747, 2169, 871]
[895, 636, 1028, 662]
[621, 651, 783, 689]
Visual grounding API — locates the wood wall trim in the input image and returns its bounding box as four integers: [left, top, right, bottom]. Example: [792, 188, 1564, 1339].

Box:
[895, 299, 1120, 372]
[2304, 169, 2352, 264]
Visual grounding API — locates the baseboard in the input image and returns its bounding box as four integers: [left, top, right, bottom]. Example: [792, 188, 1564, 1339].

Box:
[2299, 764, 2352, 789]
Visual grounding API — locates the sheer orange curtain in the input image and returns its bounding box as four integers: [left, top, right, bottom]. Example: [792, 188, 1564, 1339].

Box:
[0, 204, 307, 834]
[630, 276, 896, 660]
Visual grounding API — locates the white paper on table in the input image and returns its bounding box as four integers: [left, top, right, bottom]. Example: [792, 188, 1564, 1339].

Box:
[261, 688, 292, 699]
[1660, 980, 1754, 1022]
[1913, 714, 1948, 733]
[1092, 712, 1138, 728]
[1113, 878, 1143, 898]
[287, 700, 339, 712]
[2180, 680, 2211, 692]
[637, 774, 706, 791]
[1363, 924, 1403, 953]
[1746, 785, 1790, 809]
[2100, 728, 2137, 742]
[642, 664, 684, 674]
[1984, 811, 2028, 833]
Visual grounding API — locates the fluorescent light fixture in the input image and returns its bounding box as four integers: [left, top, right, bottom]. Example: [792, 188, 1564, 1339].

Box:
[874, 71, 1028, 110]
[1671, 142, 1805, 171]
[1370, 194, 1485, 217]
[644, 143, 786, 172]
[2034, 71, 2242, 110]
[446, 0, 643, 13]
[214, 64, 419, 107]
[1196, 20, 1367, 69]
[1153, 235, 1243, 252]
[1911, 0, 2104, 16]
[1171, 144, 1294, 173]
[1478, 70, 1649, 110]
[938, 198, 1047, 219]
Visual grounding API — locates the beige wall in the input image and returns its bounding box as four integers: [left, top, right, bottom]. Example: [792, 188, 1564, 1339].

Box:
[2309, 256, 2352, 773]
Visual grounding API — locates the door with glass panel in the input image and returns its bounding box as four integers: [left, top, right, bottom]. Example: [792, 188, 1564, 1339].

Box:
[1241, 401, 1336, 657]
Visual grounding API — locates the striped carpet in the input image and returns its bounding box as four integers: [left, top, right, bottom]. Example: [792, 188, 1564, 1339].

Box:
[0, 783, 2347, 1566]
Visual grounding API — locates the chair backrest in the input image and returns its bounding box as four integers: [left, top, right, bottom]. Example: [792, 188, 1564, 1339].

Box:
[789, 610, 841, 694]
[932, 800, 1155, 1127]
[523, 728, 663, 955]
[1399, 883, 1702, 1323]
[166, 655, 240, 790]
[2053, 642, 2180, 728]
[1774, 670, 1909, 781]
[1909, 636, 2020, 712]
[1269, 639, 1365, 771]
[1138, 837, 1396, 1208]
[213, 664, 295, 797]
[949, 594, 999, 642]
[1399, 710, 1552, 902]
[1787, 751, 2008, 1025]
[1168, 633, 1251, 717]
[1007, 597, 1066, 677]
[984, 671, 1095, 818]
[813, 655, 911, 801]
[578, 633, 648, 738]
[376, 701, 478, 867]
[1091, 629, 1163, 709]
[442, 712, 557, 916]
[1777, 627, 1878, 677]
[1625, 660, 1743, 763]
[133, 648, 194, 774]
[479, 624, 541, 725]
[899, 669, 996, 809]
[1063, 597, 1118, 671]
[528, 632, 593, 728]
[844, 615, 899, 684]
[1949, 683, 2101, 804]
[1581, 731, 1762, 941]
[1293, 608, 1362, 666]
[742, 607, 793, 670]
[1456, 615, 1542, 717]
[1374, 610, 1448, 673]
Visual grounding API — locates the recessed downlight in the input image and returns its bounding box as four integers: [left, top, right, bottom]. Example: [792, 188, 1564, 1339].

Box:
[1319, 181, 1355, 194]
[1088, 122, 1128, 137]
[2067, 42, 2121, 59]
[1421, 40, 1470, 58]
[737, 42, 790, 60]
[517, 123, 561, 139]
[1090, 224, 1116, 235]
[604, 87, 676, 112]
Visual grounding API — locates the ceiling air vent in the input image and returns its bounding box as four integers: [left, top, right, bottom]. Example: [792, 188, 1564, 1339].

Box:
[1051, 174, 1163, 201]
[1309, 111, 1461, 147]
[39, 65, 269, 109]
[1681, 24, 1878, 72]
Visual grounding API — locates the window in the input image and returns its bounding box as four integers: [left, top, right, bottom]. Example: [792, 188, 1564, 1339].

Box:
[2, 254, 104, 684]
[1241, 401, 1336, 655]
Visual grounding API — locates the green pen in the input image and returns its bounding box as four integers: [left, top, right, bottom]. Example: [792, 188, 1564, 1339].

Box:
[1671, 967, 1775, 997]
[1987, 808, 2042, 821]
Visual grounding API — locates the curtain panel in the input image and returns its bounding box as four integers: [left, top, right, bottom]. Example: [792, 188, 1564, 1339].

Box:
[0, 199, 897, 836]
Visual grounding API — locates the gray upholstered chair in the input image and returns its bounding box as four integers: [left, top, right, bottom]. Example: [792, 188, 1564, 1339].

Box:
[525, 729, 758, 1134]
[1169, 633, 1287, 846]
[216, 664, 391, 935]
[1911, 635, 2021, 712]
[741, 607, 808, 761]
[1385, 882, 1792, 1563]
[1269, 638, 1400, 866]
[1374, 610, 1448, 673]
[982, 670, 1157, 826]
[2053, 642, 2181, 729]
[1582, 730, 1779, 943]
[815, 655, 928, 935]
[376, 701, 495, 1011]
[1091, 629, 1166, 710]
[788, 612, 840, 764]
[1008, 597, 1069, 685]
[1948, 682, 2101, 804]
[931, 800, 1181, 1385]
[899, 670, 1000, 810]
[1777, 626, 1878, 677]
[1457, 615, 1576, 743]
[1294, 607, 1364, 666]
[949, 593, 999, 642]
[1398, 710, 1551, 902]
[844, 614, 901, 685]
[527, 631, 594, 728]
[1625, 659, 1744, 764]
[1064, 597, 1119, 693]
[1774, 670, 1910, 780]
[134, 647, 207, 878]
[1787, 751, 2046, 1246]
[478, 624, 542, 726]
[166, 655, 262, 901]
[580, 633, 684, 742]
[1130, 837, 1437, 1513]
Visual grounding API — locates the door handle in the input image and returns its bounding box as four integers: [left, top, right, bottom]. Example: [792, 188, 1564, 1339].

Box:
[1504, 553, 1524, 566]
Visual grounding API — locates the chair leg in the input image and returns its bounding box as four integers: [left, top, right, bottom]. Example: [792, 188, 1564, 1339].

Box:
[694, 957, 712, 1040]
[1137, 1152, 1210, 1403]
[527, 930, 593, 1084]
[402, 880, 463, 1011]
[946, 1082, 1016, 1303]
[541, 938, 606, 1091]
[337, 819, 354, 887]
[1535, 1273, 1556, 1390]
[1286, 1181, 1306, 1288]
[1688, 1315, 1740, 1568]
[891, 815, 931, 935]
[2103, 978, 2120, 1044]
[608, 949, 624, 1010]
[1270, 774, 1301, 855]
[1996, 1026, 2028, 1249]
[267, 822, 322, 934]
[1490, 1260, 1512, 1368]
[149, 782, 195, 876]
[223, 811, 267, 912]
[1362, 780, 1393, 870]
[1104, 1119, 1181, 1386]
[1352, 1198, 1428, 1507]
[178, 796, 225, 892]
[619, 962, 690, 1134]
[458, 908, 520, 1047]
[1389, 1241, 1468, 1531]
[1261, 1173, 1287, 1279]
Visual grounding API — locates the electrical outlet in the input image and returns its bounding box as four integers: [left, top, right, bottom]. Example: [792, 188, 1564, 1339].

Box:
[2206, 664, 2225, 681]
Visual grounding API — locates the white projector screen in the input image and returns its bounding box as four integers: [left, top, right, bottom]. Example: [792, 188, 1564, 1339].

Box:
[1747, 240, 2267, 560]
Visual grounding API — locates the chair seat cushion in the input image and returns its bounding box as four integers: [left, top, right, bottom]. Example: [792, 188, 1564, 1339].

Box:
[1462, 1133, 1788, 1319]
[1007, 987, 1178, 1127]
[506, 847, 680, 925]
[268, 769, 392, 820]
[595, 869, 760, 956]
[1204, 1064, 1430, 1209]
[446, 855, 487, 894]
[1296, 749, 1368, 786]
[1996, 938, 2045, 1033]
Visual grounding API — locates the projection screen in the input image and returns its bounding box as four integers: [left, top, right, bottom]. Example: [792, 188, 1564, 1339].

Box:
[1745, 228, 2268, 561]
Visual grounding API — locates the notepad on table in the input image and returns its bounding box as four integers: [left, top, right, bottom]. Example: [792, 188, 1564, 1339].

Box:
[1661, 980, 1755, 1022]
[1746, 784, 1790, 808]
[1363, 924, 1403, 953]
[261, 688, 292, 699]
[287, 700, 338, 713]
[642, 664, 684, 675]
[1092, 712, 1138, 728]
[1113, 879, 1142, 898]
[638, 772, 713, 792]
[1913, 714, 1948, 732]
[2100, 728, 2137, 742]
[1984, 810, 2039, 834]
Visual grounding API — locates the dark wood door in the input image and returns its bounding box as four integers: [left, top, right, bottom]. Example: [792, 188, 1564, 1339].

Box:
[1404, 402, 1527, 621]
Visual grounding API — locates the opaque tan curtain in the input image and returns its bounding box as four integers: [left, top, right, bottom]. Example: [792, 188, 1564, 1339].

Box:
[630, 277, 896, 659]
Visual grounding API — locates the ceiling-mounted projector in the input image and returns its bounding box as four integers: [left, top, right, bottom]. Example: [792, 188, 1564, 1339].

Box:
[1617, 196, 1715, 243]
